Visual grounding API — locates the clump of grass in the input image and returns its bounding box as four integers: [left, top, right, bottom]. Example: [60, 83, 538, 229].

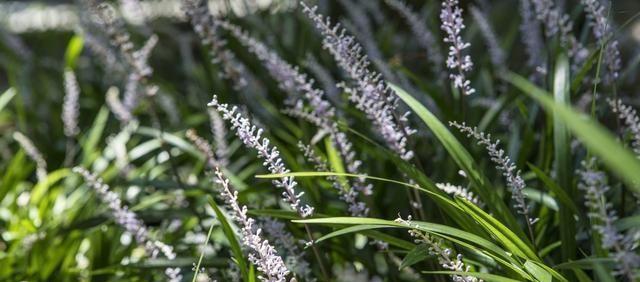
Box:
[1, 0, 640, 281]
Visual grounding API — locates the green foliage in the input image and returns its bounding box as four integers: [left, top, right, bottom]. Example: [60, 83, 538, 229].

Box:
[1, 0, 639, 281]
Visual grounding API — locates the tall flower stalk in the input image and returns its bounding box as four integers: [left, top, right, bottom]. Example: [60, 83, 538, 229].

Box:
[213, 167, 293, 282]
[577, 159, 640, 281]
[208, 96, 330, 278]
[219, 20, 372, 196]
[73, 167, 182, 282]
[450, 122, 537, 240]
[208, 95, 314, 217]
[440, 0, 475, 96]
[62, 69, 80, 138]
[301, 2, 416, 161]
[62, 68, 81, 165]
[208, 108, 230, 167]
[396, 216, 483, 282]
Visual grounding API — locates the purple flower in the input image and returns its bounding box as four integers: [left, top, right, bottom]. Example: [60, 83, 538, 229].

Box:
[301, 3, 415, 160]
[208, 96, 314, 218]
[440, 0, 475, 96]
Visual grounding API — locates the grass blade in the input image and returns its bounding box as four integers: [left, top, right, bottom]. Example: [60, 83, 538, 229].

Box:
[507, 72, 640, 193]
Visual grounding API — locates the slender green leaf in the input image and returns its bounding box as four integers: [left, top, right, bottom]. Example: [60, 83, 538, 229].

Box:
[400, 244, 430, 270]
[208, 197, 249, 281]
[528, 164, 578, 214]
[389, 83, 523, 235]
[525, 260, 552, 282]
[507, 72, 640, 193]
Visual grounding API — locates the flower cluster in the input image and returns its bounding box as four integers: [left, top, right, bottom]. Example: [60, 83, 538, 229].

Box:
[13, 131, 47, 182]
[208, 95, 314, 217]
[440, 0, 475, 96]
[581, 0, 621, 84]
[220, 20, 372, 195]
[62, 69, 80, 138]
[213, 168, 292, 282]
[301, 3, 415, 161]
[384, 0, 444, 81]
[261, 218, 312, 280]
[396, 216, 482, 282]
[436, 182, 482, 206]
[299, 142, 369, 217]
[470, 6, 506, 73]
[208, 108, 230, 167]
[450, 122, 536, 225]
[577, 159, 640, 281]
[72, 167, 182, 282]
[186, 128, 219, 169]
[180, 0, 247, 89]
[609, 99, 640, 155]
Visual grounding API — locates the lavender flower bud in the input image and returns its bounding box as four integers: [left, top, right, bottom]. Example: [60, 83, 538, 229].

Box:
[261, 218, 312, 280]
[62, 69, 80, 137]
[609, 99, 640, 155]
[440, 0, 475, 96]
[186, 128, 219, 169]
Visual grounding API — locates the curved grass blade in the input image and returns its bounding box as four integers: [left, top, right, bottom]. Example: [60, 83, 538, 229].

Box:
[553, 53, 577, 267]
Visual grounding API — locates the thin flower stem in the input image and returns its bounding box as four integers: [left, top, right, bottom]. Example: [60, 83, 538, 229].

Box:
[192, 222, 215, 282]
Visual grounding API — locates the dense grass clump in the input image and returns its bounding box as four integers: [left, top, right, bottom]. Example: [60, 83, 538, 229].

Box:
[2, 0, 640, 281]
